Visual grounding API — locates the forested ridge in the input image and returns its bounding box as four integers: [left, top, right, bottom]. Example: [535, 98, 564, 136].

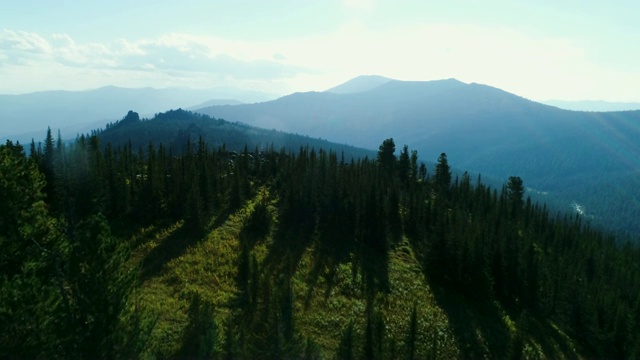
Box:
[196, 79, 640, 236]
[95, 109, 374, 161]
[2, 123, 640, 358]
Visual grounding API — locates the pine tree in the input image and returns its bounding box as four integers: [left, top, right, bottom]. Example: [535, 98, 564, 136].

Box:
[434, 152, 451, 194]
[376, 138, 396, 178]
[506, 176, 525, 216]
[410, 149, 419, 183]
[398, 144, 410, 185]
[0, 141, 64, 357]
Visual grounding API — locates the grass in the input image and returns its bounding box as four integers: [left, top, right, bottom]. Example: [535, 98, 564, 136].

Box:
[291, 236, 460, 359]
[131, 200, 257, 358]
[122, 189, 582, 359]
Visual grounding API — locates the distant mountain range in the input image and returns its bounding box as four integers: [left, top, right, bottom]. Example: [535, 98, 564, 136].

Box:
[0, 86, 275, 144]
[542, 99, 640, 112]
[195, 76, 640, 235]
[325, 75, 393, 94]
[5, 76, 640, 234]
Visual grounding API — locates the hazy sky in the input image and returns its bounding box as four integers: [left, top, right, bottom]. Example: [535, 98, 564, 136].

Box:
[1, 0, 638, 101]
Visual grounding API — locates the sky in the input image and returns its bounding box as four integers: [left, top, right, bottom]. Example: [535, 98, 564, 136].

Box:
[1, 0, 639, 102]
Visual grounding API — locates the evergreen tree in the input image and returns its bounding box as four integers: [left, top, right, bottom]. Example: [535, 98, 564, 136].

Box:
[434, 152, 451, 194]
[410, 149, 419, 183]
[376, 138, 396, 178]
[398, 144, 410, 185]
[0, 141, 63, 357]
[506, 176, 525, 215]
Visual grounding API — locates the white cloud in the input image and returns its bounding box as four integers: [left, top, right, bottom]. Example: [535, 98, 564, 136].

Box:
[0, 30, 52, 66]
[0, 31, 311, 94]
[270, 22, 621, 100]
[0, 25, 638, 101]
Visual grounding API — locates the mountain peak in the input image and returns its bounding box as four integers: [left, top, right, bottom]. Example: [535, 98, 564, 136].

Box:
[325, 75, 394, 94]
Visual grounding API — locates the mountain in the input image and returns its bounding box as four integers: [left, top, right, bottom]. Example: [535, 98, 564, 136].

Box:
[325, 75, 393, 94]
[96, 109, 375, 160]
[0, 86, 276, 144]
[195, 78, 640, 235]
[186, 98, 244, 110]
[543, 99, 640, 111]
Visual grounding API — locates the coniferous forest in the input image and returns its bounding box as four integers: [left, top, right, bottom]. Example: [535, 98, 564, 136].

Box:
[2, 121, 640, 359]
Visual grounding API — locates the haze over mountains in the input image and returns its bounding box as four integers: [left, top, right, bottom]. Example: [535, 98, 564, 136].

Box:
[0, 86, 275, 144]
[5, 76, 640, 359]
[4, 75, 639, 234]
[195, 76, 640, 235]
[542, 99, 640, 112]
[325, 75, 394, 94]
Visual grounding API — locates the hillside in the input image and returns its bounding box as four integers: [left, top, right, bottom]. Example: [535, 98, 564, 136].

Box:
[195, 78, 640, 235]
[3, 135, 640, 358]
[95, 109, 374, 160]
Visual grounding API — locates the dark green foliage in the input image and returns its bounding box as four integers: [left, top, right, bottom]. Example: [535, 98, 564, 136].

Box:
[397, 144, 410, 185]
[434, 152, 451, 194]
[4, 131, 640, 359]
[0, 141, 134, 358]
[507, 176, 525, 215]
[197, 80, 640, 236]
[97, 108, 375, 161]
[121, 110, 140, 124]
[63, 214, 134, 358]
[0, 140, 61, 357]
[376, 138, 396, 178]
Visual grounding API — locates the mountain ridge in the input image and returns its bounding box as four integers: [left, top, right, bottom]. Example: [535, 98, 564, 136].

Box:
[195, 76, 640, 235]
[542, 99, 640, 112]
[325, 74, 394, 94]
[95, 108, 376, 161]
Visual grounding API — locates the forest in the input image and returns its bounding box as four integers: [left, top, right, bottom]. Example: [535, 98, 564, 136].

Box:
[2, 122, 640, 359]
[196, 81, 640, 236]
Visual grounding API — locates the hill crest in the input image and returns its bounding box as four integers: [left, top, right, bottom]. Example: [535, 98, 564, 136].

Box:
[194, 77, 640, 235]
[325, 75, 394, 94]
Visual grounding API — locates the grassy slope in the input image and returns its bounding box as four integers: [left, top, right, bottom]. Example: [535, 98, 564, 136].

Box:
[126, 191, 579, 359]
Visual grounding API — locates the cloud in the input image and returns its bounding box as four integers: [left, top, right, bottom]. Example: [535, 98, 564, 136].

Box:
[0, 30, 52, 65]
[1, 25, 639, 101]
[270, 22, 618, 100]
[0, 30, 310, 93]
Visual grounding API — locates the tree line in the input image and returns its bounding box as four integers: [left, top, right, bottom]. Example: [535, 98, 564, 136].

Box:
[1, 128, 640, 358]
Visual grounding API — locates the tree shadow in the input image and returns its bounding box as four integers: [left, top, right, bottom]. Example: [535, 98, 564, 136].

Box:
[262, 224, 312, 283]
[524, 315, 581, 359]
[139, 224, 203, 282]
[302, 239, 353, 307]
[408, 232, 513, 358]
[429, 285, 514, 359]
[138, 209, 232, 283]
[238, 201, 271, 250]
[125, 194, 245, 283]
